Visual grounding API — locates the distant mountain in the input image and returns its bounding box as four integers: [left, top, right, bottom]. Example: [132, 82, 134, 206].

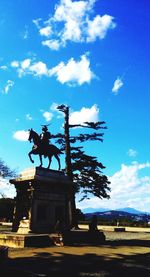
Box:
[115, 207, 148, 215]
[83, 209, 150, 222]
[82, 207, 150, 215]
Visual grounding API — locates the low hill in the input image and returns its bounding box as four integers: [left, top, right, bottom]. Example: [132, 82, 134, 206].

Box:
[84, 210, 150, 223]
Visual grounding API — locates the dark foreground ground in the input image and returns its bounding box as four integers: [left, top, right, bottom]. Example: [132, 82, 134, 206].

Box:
[1, 230, 150, 277]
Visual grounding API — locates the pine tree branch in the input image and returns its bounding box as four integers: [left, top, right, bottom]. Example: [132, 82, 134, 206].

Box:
[69, 121, 107, 130]
[69, 133, 104, 143]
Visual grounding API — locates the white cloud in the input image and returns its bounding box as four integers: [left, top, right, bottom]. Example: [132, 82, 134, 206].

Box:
[50, 102, 65, 119]
[54, 0, 90, 22]
[69, 104, 99, 125]
[77, 162, 150, 213]
[11, 54, 94, 86]
[49, 54, 94, 85]
[11, 60, 19, 67]
[21, 25, 29, 40]
[0, 65, 7, 70]
[11, 58, 49, 77]
[2, 80, 14, 94]
[127, 148, 137, 157]
[13, 130, 29, 141]
[86, 14, 116, 42]
[39, 26, 52, 37]
[42, 111, 53, 122]
[112, 78, 123, 94]
[29, 61, 48, 76]
[34, 0, 116, 50]
[42, 39, 60, 50]
[33, 18, 42, 29]
[26, 114, 33, 120]
[21, 58, 31, 69]
[50, 102, 60, 111]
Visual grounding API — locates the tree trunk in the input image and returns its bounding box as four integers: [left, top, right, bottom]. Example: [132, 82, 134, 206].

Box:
[64, 107, 78, 229]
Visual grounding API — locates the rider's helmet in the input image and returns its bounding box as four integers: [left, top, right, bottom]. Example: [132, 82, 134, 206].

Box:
[41, 125, 49, 132]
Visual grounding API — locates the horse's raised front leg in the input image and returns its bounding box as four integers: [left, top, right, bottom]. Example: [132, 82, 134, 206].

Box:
[55, 155, 61, 171]
[28, 151, 34, 163]
[47, 156, 52, 169]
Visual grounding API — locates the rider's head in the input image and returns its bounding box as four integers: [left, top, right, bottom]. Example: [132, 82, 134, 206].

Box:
[42, 125, 48, 132]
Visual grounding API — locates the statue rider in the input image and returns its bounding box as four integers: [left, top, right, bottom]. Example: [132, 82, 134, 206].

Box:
[40, 125, 51, 153]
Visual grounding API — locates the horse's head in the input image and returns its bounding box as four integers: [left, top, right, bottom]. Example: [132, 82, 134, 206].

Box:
[28, 128, 40, 145]
[28, 128, 34, 143]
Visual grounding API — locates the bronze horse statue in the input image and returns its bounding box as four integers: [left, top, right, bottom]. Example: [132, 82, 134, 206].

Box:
[28, 128, 62, 170]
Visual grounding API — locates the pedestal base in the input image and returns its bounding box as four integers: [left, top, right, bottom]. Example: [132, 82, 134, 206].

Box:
[0, 233, 54, 248]
[63, 230, 106, 245]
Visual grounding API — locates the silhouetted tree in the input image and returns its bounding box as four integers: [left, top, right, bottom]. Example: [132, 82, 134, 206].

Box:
[0, 158, 15, 178]
[0, 158, 16, 200]
[0, 198, 15, 221]
[55, 105, 110, 228]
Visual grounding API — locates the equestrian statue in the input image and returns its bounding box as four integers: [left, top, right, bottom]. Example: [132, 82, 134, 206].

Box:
[28, 125, 62, 170]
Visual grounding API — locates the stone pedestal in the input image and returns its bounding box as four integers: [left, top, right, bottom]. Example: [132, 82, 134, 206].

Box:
[9, 167, 73, 234]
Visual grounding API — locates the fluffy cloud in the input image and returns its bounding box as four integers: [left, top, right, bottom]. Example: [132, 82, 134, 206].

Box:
[49, 102, 65, 119]
[11, 54, 94, 86]
[39, 26, 52, 37]
[33, 0, 116, 50]
[77, 162, 150, 213]
[2, 80, 14, 94]
[42, 39, 60, 50]
[26, 114, 33, 120]
[42, 111, 53, 122]
[21, 58, 31, 69]
[11, 58, 48, 77]
[69, 104, 99, 125]
[0, 65, 7, 70]
[49, 54, 94, 85]
[50, 102, 60, 111]
[42, 103, 99, 125]
[112, 78, 123, 94]
[13, 130, 29, 141]
[11, 60, 19, 67]
[86, 14, 116, 42]
[127, 148, 137, 157]
[29, 61, 48, 76]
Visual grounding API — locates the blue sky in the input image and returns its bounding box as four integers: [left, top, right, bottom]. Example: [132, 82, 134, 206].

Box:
[0, 0, 149, 213]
